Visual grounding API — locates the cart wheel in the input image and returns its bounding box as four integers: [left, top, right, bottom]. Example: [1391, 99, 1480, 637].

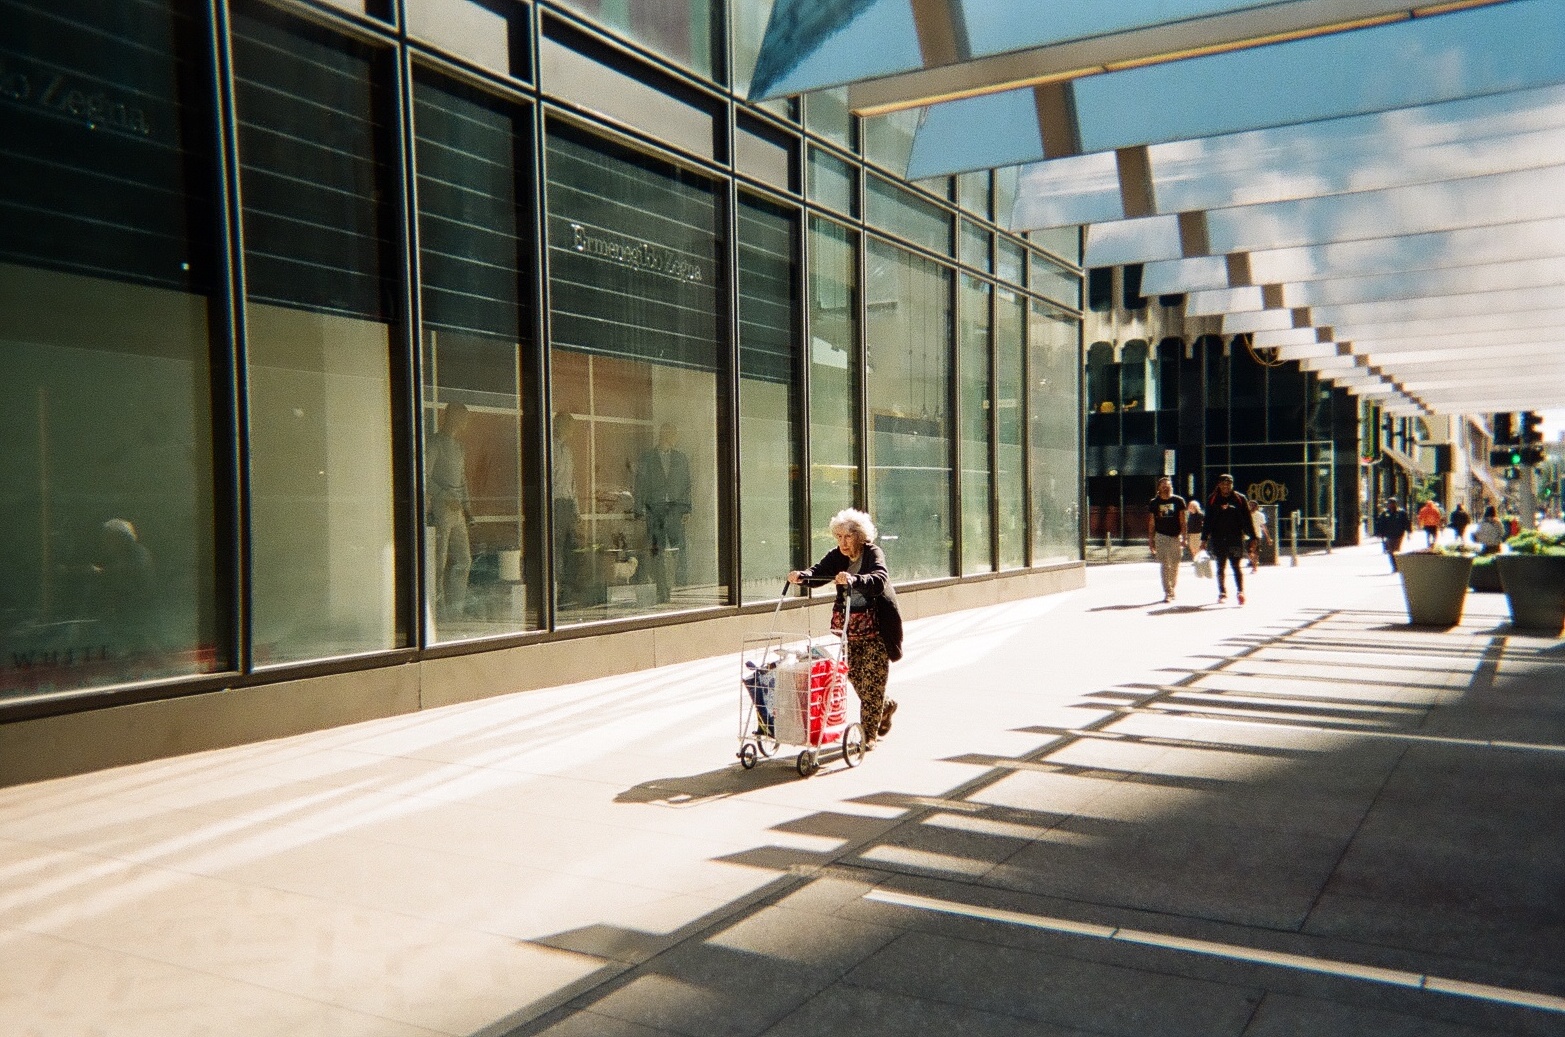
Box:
[739, 743, 758, 770]
[757, 733, 779, 758]
[796, 750, 818, 777]
[842, 723, 866, 767]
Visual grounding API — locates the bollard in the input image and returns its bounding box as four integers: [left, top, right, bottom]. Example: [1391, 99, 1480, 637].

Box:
[1290, 510, 1301, 567]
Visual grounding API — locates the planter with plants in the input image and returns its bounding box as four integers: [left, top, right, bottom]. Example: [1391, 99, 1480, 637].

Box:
[1494, 529, 1565, 635]
[1396, 548, 1474, 627]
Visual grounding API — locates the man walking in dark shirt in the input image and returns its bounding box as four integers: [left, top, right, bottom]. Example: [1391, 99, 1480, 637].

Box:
[1146, 476, 1188, 603]
[1375, 498, 1412, 572]
[1199, 474, 1257, 605]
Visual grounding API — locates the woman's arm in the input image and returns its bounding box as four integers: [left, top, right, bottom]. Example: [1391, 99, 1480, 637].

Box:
[840, 544, 890, 597]
[790, 549, 847, 585]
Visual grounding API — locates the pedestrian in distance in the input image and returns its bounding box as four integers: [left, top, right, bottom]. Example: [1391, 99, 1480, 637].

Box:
[1417, 498, 1443, 548]
[1375, 498, 1412, 571]
[788, 509, 903, 750]
[1146, 476, 1188, 603]
[1199, 474, 1257, 605]
[1185, 499, 1204, 552]
[1448, 503, 1471, 544]
[1474, 506, 1506, 555]
[1247, 499, 1269, 573]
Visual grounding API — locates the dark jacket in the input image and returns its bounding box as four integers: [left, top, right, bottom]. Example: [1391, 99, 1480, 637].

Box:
[802, 542, 904, 662]
[1203, 490, 1257, 543]
[1376, 507, 1411, 539]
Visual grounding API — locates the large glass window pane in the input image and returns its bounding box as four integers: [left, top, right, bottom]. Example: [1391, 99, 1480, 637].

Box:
[1031, 250, 1081, 308]
[867, 239, 952, 580]
[958, 171, 991, 218]
[732, 0, 789, 115]
[994, 165, 1019, 227]
[546, 125, 726, 620]
[1, 0, 224, 700]
[1032, 225, 1080, 263]
[862, 108, 918, 173]
[738, 195, 801, 603]
[807, 146, 856, 216]
[996, 238, 1025, 285]
[554, 0, 714, 79]
[996, 290, 1027, 569]
[235, 6, 402, 665]
[867, 174, 951, 255]
[804, 88, 852, 149]
[1030, 301, 1081, 563]
[958, 276, 993, 575]
[808, 217, 859, 559]
[961, 220, 992, 274]
[414, 71, 540, 642]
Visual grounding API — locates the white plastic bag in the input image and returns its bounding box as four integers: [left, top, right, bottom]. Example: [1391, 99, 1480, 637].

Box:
[1193, 551, 1214, 579]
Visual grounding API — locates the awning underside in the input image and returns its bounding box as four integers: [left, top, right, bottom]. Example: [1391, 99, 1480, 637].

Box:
[751, 0, 1565, 416]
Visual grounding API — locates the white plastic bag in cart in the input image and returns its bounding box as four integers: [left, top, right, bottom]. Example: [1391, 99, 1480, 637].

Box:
[770, 654, 816, 745]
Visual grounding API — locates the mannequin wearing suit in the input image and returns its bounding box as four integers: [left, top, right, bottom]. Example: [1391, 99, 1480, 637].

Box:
[634, 422, 692, 603]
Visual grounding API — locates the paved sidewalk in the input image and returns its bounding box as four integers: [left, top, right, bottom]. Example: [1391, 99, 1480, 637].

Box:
[4, 545, 1564, 1036]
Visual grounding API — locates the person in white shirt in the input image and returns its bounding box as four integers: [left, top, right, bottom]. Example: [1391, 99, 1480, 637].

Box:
[1247, 499, 1268, 573]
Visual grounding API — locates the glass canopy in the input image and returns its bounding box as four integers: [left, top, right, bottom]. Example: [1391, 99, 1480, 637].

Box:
[747, 0, 1565, 412]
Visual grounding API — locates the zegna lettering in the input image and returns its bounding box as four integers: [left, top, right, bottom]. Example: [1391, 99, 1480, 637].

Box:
[0, 56, 153, 138]
[569, 222, 704, 284]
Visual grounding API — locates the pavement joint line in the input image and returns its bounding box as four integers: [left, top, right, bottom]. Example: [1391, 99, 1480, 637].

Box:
[1113, 708, 1565, 753]
[863, 889, 1565, 1015]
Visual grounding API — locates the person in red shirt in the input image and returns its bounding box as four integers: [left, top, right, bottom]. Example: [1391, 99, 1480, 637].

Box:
[1416, 499, 1443, 548]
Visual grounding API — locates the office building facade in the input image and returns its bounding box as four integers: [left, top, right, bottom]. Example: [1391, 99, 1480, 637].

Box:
[0, 0, 1085, 782]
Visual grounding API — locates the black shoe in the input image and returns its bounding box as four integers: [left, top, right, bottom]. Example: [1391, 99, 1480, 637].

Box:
[877, 700, 898, 737]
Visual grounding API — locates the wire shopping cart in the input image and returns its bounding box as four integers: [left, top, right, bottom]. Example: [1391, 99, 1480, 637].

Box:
[737, 581, 867, 777]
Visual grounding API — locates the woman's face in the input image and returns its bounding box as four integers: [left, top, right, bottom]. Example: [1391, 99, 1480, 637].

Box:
[833, 528, 862, 556]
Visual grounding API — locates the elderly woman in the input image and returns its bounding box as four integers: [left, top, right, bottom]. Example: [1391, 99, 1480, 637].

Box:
[788, 508, 904, 748]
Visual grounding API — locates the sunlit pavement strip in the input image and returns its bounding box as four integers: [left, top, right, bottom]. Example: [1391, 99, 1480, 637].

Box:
[1114, 710, 1565, 754]
[864, 889, 1565, 1015]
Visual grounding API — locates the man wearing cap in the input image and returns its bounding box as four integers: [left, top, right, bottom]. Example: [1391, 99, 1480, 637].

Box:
[1199, 474, 1258, 605]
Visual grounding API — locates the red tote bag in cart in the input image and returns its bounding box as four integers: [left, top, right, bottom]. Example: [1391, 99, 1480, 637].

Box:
[772, 654, 848, 747]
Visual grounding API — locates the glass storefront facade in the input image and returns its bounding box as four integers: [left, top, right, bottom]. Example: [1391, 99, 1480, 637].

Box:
[0, 0, 1083, 717]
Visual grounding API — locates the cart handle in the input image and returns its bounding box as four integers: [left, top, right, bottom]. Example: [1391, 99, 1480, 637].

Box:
[770, 576, 851, 668]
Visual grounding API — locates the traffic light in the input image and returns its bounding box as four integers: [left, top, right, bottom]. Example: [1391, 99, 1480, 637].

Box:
[1491, 447, 1525, 467]
[1494, 412, 1516, 442]
[1522, 444, 1547, 467]
[1521, 411, 1545, 444]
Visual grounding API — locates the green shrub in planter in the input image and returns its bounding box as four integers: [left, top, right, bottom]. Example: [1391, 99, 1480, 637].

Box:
[1469, 553, 1503, 592]
[1494, 545, 1565, 636]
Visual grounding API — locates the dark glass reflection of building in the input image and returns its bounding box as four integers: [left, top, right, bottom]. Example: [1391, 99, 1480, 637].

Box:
[0, 0, 1085, 784]
[1085, 266, 1361, 550]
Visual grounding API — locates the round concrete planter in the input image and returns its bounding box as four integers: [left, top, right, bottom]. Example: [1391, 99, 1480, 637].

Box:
[1396, 552, 1474, 627]
[1495, 554, 1565, 635]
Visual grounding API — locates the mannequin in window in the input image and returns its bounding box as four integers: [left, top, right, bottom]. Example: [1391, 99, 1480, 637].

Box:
[427, 403, 473, 619]
[634, 422, 692, 603]
[552, 412, 582, 606]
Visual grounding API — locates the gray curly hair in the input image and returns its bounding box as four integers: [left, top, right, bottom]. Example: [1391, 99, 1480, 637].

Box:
[828, 508, 877, 545]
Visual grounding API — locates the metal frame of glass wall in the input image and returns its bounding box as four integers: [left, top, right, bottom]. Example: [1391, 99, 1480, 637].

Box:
[0, 0, 1083, 724]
